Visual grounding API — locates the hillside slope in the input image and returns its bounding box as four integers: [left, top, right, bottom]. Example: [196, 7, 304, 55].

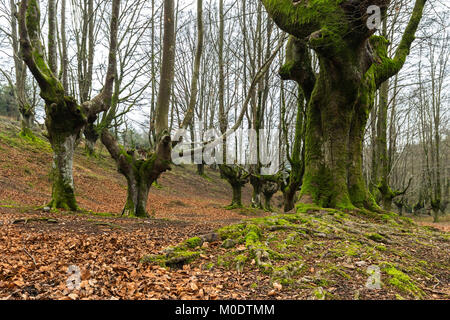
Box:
[0, 116, 257, 223]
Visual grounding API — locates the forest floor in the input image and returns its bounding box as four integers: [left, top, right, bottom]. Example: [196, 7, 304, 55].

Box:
[0, 117, 449, 300]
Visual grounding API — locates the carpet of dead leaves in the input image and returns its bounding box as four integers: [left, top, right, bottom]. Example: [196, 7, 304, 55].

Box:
[0, 117, 448, 300]
[0, 206, 274, 300]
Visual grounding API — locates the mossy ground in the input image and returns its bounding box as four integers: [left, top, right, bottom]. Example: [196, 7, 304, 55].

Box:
[142, 205, 449, 300]
[141, 236, 203, 268]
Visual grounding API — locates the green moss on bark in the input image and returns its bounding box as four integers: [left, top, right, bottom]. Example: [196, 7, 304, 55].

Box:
[48, 178, 78, 211]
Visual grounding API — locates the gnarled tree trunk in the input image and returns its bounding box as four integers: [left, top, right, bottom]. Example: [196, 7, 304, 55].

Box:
[18, 0, 120, 210]
[262, 180, 279, 212]
[84, 123, 99, 156]
[250, 173, 263, 209]
[101, 131, 172, 217]
[262, 0, 427, 210]
[99, 0, 175, 217]
[219, 165, 249, 208]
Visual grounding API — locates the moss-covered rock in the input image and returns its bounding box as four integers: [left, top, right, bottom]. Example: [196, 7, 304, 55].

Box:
[366, 233, 386, 243]
[141, 247, 200, 269]
[183, 236, 203, 249]
[382, 264, 425, 299]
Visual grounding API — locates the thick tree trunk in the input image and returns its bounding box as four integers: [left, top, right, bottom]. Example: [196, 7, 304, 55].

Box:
[262, 181, 278, 212]
[394, 200, 404, 216]
[123, 175, 151, 218]
[299, 62, 357, 209]
[283, 186, 297, 213]
[231, 183, 243, 208]
[101, 130, 172, 217]
[19, 105, 35, 138]
[348, 93, 377, 210]
[250, 175, 263, 209]
[49, 133, 78, 210]
[22, 114, 34, 131]
[44, 96, 86, 210]
[197, 163, 204, 176]
[261, 0, 427, 211]
[219, 164, 249, 208]
[84, 123, 99, 156]
[381, 191, 394, 211]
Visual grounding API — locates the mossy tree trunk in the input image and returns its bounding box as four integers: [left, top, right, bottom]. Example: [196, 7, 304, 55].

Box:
[100, 0, 174, 217]
[250, 174, 263, 209]
[262, 180, 279, 212]
[261, 0, 427, 210]
[18, 0, 120, 210]
[84, 122, 99, 156]
[20, 107, 35, 135]
[250, 173, 280, 211]
[300, 64, 357, 208]
[219, 164, 249, 208]
[231, 183, 243, 208]
[48, 131, 79, 210]
[101, 130, 172, 217]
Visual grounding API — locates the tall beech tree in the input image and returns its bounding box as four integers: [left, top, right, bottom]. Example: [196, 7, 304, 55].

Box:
[371, 18, 412, 211]
[100, 0, 175, 217]
[260, 0, 427, 210]
[216, 0, 249, 209]
[18, 0, 120, 210]
[416, 35, 449, 222]
[214, 0, 284, 209]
